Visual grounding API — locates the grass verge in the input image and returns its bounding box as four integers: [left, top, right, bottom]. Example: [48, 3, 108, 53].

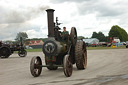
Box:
[87, 46, 126, 50]
[25, 46, 126, 52]
[26, 48, 42, 52]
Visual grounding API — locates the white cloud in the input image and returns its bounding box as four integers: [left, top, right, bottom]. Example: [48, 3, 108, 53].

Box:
[26, 27, 48, 39]
[0, 0, 128, 41]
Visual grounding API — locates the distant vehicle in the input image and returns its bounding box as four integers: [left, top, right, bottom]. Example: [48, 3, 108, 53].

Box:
[92, 43, 97, 47]
[85, 43, 91, 47]
[113, 37, 120, 43]
[99, 42, 107, 47]
[126, 41, 128, 48]
[0, 37, 27, 58]
[25, 46, 33, 49]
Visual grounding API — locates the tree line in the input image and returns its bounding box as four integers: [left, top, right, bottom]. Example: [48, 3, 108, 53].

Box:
[90, 25, 128, 42]
[11, 25, 128, 44]
[13, 32, 47, 45]
[109, 25, 128, 42]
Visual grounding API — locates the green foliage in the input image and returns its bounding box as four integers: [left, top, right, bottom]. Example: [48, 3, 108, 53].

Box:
[24, 39, 30, 45]
[92, 32, 98, 38]
[25, 46, 126, 52]
[15, 32, 28, 41]
[91, 31, 108, 42]
[77, 36, 85, 40]
[30, 38, 48, 42]
[109, 25, 128, 42]
[42, 38, 48, 42]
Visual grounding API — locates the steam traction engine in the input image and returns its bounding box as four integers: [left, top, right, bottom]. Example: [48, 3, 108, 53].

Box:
[30, 9, 87, 77]
[0, 37, 27, 58]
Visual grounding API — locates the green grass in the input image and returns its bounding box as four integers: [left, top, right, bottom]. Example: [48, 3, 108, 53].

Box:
[25, 46, 126, 52]
[26, 48, 42, 52]
[87, 46, 126, 50]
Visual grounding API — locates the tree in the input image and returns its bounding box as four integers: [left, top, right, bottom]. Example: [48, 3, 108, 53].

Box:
[91, 32, 98, 38]
[77, 36, 85, 40]
[98, 32, 108, 42]
[109, 25, 128, 42]
[91, 31, 108, 42]
[15, 32, 28, 41]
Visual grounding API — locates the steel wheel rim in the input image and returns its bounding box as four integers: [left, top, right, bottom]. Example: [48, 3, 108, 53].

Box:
[30, 56, 42, 77]
[83, 43, 87, 68]
[63, 55, 73, 77]
[18, 50, 27, 57]
[34, 59, 41, 75]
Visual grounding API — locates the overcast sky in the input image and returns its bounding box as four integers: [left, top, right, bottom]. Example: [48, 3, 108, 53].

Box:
[0, 0, 128, 40]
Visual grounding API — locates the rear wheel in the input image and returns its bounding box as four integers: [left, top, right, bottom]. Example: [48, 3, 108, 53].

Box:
[75, 41, 87, 70]
[63, 54, 73, 77]
[0, 47, 11, 58]
[70, 27, 77, 47]
[30, 56, 42, 77]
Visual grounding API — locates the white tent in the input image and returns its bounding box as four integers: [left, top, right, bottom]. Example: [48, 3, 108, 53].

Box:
[83, 38, 99, 44]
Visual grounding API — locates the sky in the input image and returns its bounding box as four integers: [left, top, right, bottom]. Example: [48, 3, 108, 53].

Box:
[0, 0, 128, 40]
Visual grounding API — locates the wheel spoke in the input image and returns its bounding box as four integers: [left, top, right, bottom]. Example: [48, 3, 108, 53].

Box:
[18, 50, 27, 57]
[63, 55, 73, 77]
[30, 56, 42, 77]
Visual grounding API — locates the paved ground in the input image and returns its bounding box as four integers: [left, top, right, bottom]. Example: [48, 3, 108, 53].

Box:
[0, 49, 128, 85]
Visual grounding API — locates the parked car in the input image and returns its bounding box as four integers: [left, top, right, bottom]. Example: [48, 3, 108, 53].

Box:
[25, 46, 33, 49]
[126, 41, 128, 48]
[92, 43, 97, 47]
[85, 43, 91, 47]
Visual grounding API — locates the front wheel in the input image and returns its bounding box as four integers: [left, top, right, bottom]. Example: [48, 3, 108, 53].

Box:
[63, 54, 73, 77]
[18, 50, 27, 57]
[30, 56, 42, 77]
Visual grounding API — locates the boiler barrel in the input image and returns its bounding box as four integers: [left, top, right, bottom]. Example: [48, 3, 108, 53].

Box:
[42, 38, 67, 56]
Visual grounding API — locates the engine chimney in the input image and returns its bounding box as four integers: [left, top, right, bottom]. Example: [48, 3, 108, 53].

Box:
[46, 9, 55, 37]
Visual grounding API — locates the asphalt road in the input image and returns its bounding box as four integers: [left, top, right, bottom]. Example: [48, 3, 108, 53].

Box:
[0, 49, 128, 85]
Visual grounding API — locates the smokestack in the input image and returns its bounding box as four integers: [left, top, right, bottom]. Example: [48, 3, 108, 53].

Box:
[46, 9, 55, 37]
[20, 37, 23, 47]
